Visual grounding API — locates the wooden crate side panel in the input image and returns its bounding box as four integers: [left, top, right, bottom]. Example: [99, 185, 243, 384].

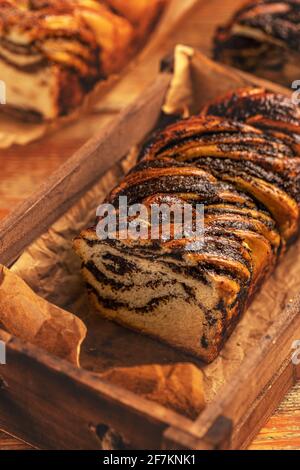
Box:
[0, 54, 300, 451]
[0, 331, 195, 450]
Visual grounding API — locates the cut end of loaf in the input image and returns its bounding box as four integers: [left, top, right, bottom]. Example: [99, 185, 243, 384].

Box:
[74, 232, 247, 364]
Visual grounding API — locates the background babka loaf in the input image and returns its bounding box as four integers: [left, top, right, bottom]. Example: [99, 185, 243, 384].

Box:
[0, 0, 167, 121]
[74, 88, 300, 363]
[214, 0, 300, 86]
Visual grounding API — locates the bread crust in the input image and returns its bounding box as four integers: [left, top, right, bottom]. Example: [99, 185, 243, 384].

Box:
[74, 88, 300, 363]
[214, 0, 300, 86]
[0, 0, 167, 120]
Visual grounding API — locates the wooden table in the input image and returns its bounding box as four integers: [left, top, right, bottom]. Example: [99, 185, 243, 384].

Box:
[0, 0, 300, 451]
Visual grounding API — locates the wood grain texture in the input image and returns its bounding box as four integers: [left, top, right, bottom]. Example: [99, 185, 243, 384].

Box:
[0, 0, 300, 451]
[2, 383, 300, 450]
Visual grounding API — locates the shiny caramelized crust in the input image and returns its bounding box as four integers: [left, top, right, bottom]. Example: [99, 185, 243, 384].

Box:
[74, 88, 300, 363]
[0, 0, 167, 120]
[214, 0, 300, 86]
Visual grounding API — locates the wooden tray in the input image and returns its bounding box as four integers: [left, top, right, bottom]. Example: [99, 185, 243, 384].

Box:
[0, 49, 300, 449]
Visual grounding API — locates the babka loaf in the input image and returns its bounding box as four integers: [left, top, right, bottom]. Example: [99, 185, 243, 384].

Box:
[0, 0, 167, 121]
[74, 88, 300, 363]
[214, 0, 300, 86]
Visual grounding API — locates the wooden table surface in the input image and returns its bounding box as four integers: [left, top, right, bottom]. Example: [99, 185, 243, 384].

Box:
[0, 0, 300, 451]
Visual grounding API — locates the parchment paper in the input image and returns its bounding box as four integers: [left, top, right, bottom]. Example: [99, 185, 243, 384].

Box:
[10, 46, 300, 411]
[0, 0, 201, 149]
[0, 265, 86, 366]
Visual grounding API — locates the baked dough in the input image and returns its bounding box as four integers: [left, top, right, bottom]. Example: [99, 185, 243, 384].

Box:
[74, 88, 300, 363]
[0, 0, 167, 120]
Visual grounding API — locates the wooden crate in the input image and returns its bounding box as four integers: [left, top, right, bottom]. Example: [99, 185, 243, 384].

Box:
[0, 49, 300, 449]
[0, 0, 203, 220]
